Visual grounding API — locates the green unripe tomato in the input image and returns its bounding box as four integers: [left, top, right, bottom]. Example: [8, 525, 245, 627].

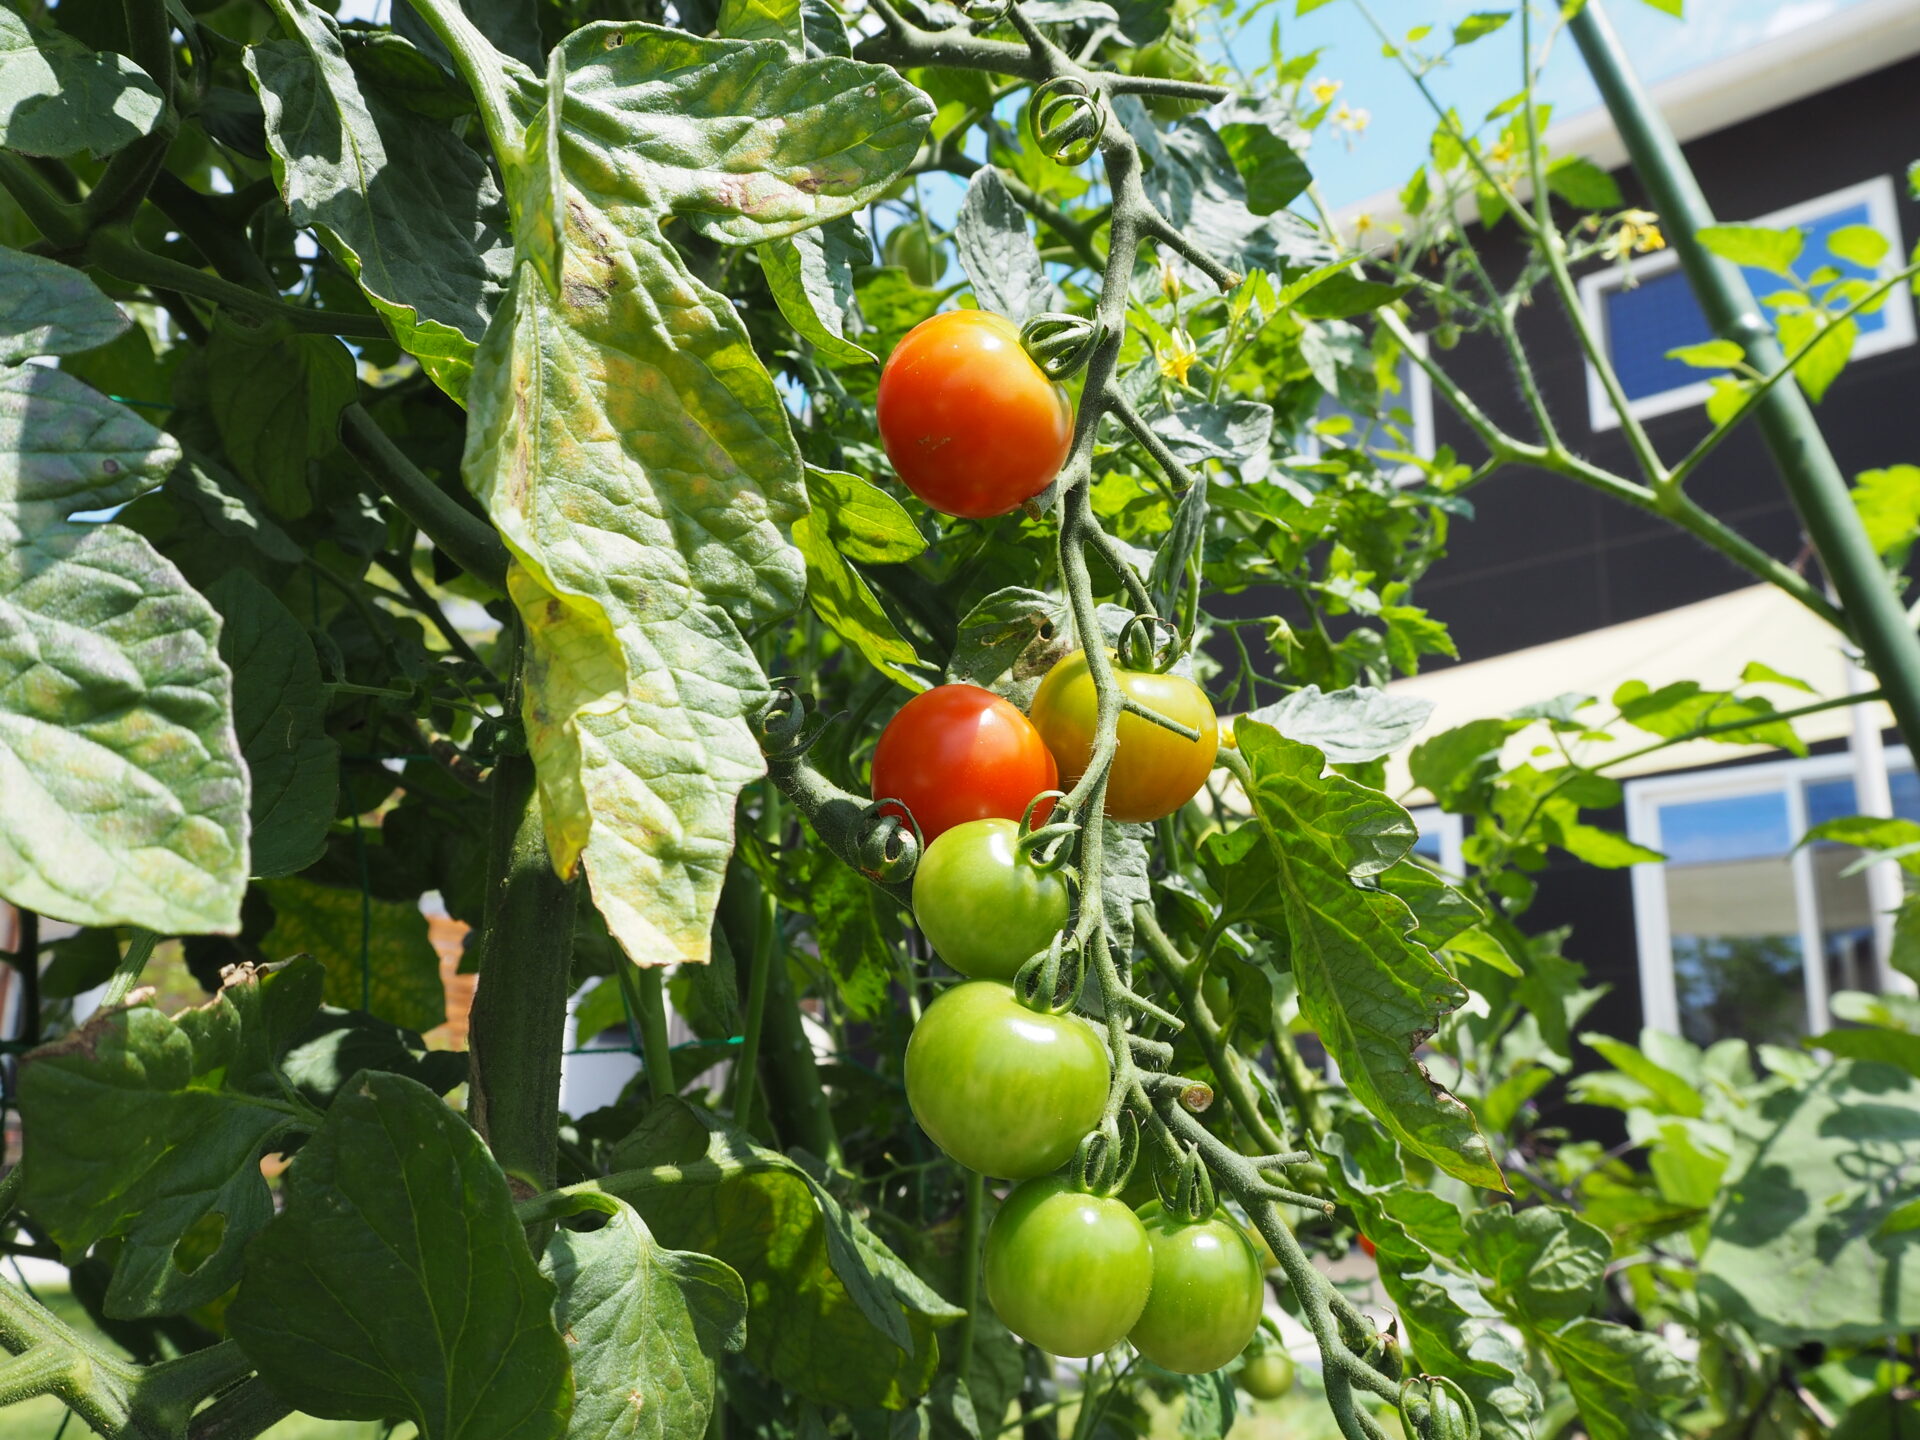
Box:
[904, 981, 1109, 1179]
[1126, 1202, 1266, 1374]
[1239, 1347, 1295, 1400]
[913, 818, 1071, 981]
[985, 1177, 1154, 1358]
[884, 223, 946, 287]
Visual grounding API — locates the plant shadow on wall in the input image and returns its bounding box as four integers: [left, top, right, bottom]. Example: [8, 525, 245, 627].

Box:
[0, 0, 1919, 1437]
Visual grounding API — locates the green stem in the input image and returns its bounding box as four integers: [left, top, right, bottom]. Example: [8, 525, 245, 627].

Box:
[466, 749, 580, 1196]
[728, 893, 776, 1135]
[398, 0, 530, 166]
[340, 405, 510, 590]
[622, 965, 676, 1105]
[0, 156, 84, 249]
[101, 929, 158, 1008]
[84, 229, 390, 339]
[1571, 1, 1920, 749]
[958, 1169, 985, 1377]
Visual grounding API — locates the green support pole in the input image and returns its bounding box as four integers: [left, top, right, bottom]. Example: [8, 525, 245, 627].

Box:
[1569, 1, 1920, 752]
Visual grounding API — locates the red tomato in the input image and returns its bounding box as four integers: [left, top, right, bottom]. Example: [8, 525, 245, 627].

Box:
[870, 685, 1058, 844]
[1359, 1234, 1377, 1259]
[877, 311, 1075, 519]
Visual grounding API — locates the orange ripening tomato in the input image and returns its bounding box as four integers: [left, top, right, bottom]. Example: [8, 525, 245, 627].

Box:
[1028, 651, 1219, 823]
[876, 311, 1074, 520]
[870, 684, 1058, 844]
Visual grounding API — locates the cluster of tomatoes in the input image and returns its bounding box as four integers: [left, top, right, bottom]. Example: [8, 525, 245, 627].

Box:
[868, 310, 1295, 1384]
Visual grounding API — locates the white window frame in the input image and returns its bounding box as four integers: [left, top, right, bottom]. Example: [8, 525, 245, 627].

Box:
[1579, 175, 1917, 432]
[1624, 744, 1914, 1038]
[1406, 805, 1465, 877]
[1300, 333, 1436, 485]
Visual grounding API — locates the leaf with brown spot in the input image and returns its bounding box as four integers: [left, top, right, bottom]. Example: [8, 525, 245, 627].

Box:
[461, 21, 932, 965]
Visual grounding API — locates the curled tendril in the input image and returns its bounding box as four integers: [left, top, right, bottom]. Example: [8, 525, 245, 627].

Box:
[1015, 789, 1079, 873]
[1160, 1141, 1216, 1221]
[1020, 312, 1107, 381]
[1072, 1112, 1138, 1196]
[752, 682, 836, 761]
[1012, 930, 1087, 1016]
[1030, 76, 1106, 166]
[856, 800, 922, 883]
[1397, 1375, 1480, 1440]
[1117, 612, 1183, 674]
[960, 0, 1011, 24]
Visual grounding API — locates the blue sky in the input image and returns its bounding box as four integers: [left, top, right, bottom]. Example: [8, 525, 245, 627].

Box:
[1260, 0, 1874, 208]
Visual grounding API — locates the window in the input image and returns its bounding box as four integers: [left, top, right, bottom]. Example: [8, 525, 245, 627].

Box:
[1300, 335, 1436, 482]
[1407, 806, 1464, 876]
[1625, 750, 1920, 1047]
[1578, 176, 1917, 431]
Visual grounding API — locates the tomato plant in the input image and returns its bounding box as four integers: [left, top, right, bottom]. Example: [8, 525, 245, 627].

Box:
[870, 684, 1058, 842]
[2, 0, 1918, 1436]
[876, 311, 1073, 519]
[903, 980, 1109, 1178]
[911, 818, 1071, 980]
[1027, 651, 1219, 822]
[983, 1178, 1154, 1359]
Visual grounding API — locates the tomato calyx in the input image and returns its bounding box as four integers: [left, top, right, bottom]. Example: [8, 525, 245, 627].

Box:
[1069, 1112, 1138, 1198]
[1398, 1373, 1480, 1440]
[1154, 1140, 1218, 1224]
[1010, 929, 1087, 1017]
[1030, 76, 1105, 166]
[1117, 611, 1184, 676]
[855, 799, 922, 885]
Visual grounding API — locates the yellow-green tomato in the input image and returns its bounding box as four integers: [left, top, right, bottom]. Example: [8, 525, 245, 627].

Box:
[912, 819, 1071, 981]
[1126, 1202, 1266, 1374]
[1027, 651, 1219, 823]
[985, 1177, 1154, 1357]
[904, 982, 1108, 1179]
[1239, 1347, 1295, 1400]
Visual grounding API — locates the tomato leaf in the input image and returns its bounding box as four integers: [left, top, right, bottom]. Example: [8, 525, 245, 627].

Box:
[0, 7, 166, 157]
[0, 246, 129, 362]
[609, 1098, 964, 1409]
[205, 571, 338, 879]
[1246, 684, 1435, 764]
[230, 1071, 572, 1439]
[761, 218, 877, 365]
[1226, 722, 1504, 1190]
[545, 1197, 747, 1440]
[458, 20, 932, 966]
[19, 959, 326, 1318]
[204, 320, 357, 519]
[260, 876, 447, 1033]
[1851, 463, 1920, 564]
[0, 365, 249, 934]
[1540, 1320, 1692, 1440]
[955, 166, 1056, 322]
[245, 0, 514, 401]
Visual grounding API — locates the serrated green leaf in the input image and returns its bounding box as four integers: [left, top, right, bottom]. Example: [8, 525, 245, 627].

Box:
[462, 22, 931, 968]
[955, 167, 1054, 322]
[261, 877, 446, 1033]
[1552, 822, 1662, 868]
[230, 1072, 571, 1439]
[205, 320, 357, 519]
[1451, 10, 1511, 45]
[945, 586, 1063, 689]
[1218, 121, 1311, 217]
[0, 8, 166, 158]
[1612, 678, 1805, 754]
[608, 1099, 964, 1409]
[795, 462, 929, 687]
[1828, 223, 1890, 269]
[1409, 717, 1525, 810]
[1852, 464, 1920, 563]
[1462, 1206, 1609, 1328]
[806, 465, 926, 564]
[1698, 223, 1802, 278]
[1740, 659, 1815, 692]
[718, 0, 802, 49]
[805, 858, 904, 1018]
[1581, 1031, 1701, 1116]
[1245, 685, 1434, 764]
[1290, 271, 1411, 321]
[0, 365, 249, 934]
[206, 572, 338, 878]
[280, 1005, 468, 1107]
[1665, 338, 1743, 369]
[1541, 1320, 1691, 1440]
[19, 959, 325, 1317]
[1229, 722, 1503, 1189]
[1544, 154, 1621, 210]
[761, 219, 877, 364]
[546, 1197, 747, 1440]
[245, 0, 513, 402]
[1779, 309, 1855, 402]
[0, 248, 129, 363]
